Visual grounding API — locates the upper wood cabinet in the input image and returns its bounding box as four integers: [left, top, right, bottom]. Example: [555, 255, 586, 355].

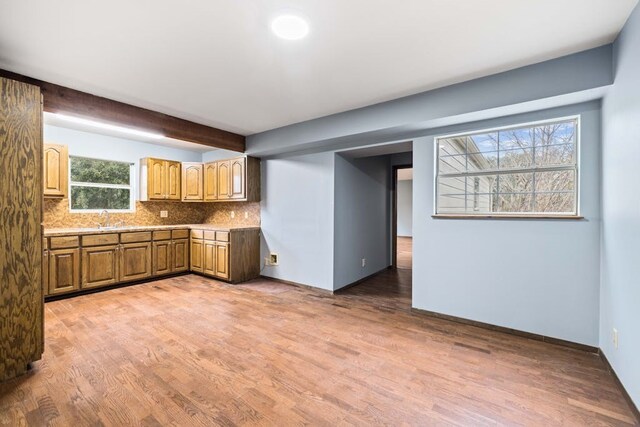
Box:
[203, 156, 260, 202]
[140, 158, 181, 201]
[43, 143, 68, 198]
[181, 163, 204, 201]
[203, 162, 218, 201]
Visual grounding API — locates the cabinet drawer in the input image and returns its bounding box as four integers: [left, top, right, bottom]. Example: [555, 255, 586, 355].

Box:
[49, 235, 79, 249]
[190, 229, 204, 239]
[82, 233, 119, 247]
[153, 230, 171, 241]
[216, 231, 229, 242]
[120, 231, 152, 243]
[172, 229, 189, 239]
[203, 230, 216, 240]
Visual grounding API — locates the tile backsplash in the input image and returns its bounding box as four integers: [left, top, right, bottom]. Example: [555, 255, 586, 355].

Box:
[43, 199, 260, 229]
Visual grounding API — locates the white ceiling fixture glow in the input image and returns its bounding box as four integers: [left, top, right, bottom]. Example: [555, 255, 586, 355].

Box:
[271, 15, 309, 40]
[53, 114, 164, 139]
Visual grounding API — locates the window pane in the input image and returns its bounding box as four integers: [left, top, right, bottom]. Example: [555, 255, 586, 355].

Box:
[535, 170, 575, 193]
[439, 138, 466, 156]
[534, 122, 576, 147]
[438, 176, 467, 196]
[438, 154, 466, 174]
[499, 128, 534, 150]
[70, 157, 130, 185]
[496, 193, 533, 213]
[535, 143, 575, 167]
[499, 148, 533, 169]
[497, 173, 533, 194]
[467, 151, 498, 171]
[70, 187, 130, 210]
[468, 133, 498, 153]
[534, 192, 574, 213]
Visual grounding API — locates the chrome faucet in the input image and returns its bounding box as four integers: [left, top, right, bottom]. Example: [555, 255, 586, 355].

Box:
[99, 210, 110, 229]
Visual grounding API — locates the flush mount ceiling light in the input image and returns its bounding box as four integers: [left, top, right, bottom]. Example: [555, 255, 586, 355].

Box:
[53, 113, 164, 139]
[271, 15, 309, 40]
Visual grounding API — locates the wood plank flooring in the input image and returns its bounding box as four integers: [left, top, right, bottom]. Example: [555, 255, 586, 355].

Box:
[397, 236, 412, 270]
[1, 272, 638, 426]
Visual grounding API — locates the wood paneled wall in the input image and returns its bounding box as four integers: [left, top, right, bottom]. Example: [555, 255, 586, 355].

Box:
[0, 77, 44, 381]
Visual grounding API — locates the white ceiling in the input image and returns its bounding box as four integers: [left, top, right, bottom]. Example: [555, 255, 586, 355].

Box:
[0, 0, 637, 136]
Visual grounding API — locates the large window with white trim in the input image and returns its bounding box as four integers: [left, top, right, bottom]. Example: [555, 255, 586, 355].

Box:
[435, 117, 579, 216]
[69, 156, 135, 212]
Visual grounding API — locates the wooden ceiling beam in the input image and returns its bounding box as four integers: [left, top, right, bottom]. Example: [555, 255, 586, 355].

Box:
[0, 69, 245, 152]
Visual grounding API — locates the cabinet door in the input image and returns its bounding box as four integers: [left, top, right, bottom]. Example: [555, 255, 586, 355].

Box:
[152, 240, 172, 276]
[82, 245, 119, 288]
[166, 161, 181, 200]
[43, 249, 49, 296]
[204, 162, 218, 201]
[203, 240, 216, 277]
[217, 160, 231, 200]
[229, 157, 246, 200]
[172, 239, 189, 273]
[120, 242, 152, 282]
[49, 248, 80, 295]
[182, 163, 203, 201]
[43, 144, 68, 198]
[190, 239, 204, 272]
[215, 243, 230, 280]
[148, 158, 166, 200]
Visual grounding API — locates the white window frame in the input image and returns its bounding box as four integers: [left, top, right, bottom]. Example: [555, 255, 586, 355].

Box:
[69, 155, 136, 213]
[433, 115, 581, 218]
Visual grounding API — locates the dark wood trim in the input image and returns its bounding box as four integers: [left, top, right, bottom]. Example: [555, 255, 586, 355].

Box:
[411, 307, 599, 353]
[599, 350, 640, 420]
[432, 214, 585, 220]
[44, 272, 189, 302]
[0, 69, 245, 152]
[333, 267, 391, 293]
[391, 164, 412, 268]
[259, 275, 334, 294]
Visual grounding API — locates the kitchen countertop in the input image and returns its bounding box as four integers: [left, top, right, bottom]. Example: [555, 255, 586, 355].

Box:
[44, 224, 261, 237]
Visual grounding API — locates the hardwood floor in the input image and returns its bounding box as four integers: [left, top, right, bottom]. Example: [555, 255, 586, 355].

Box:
[1, 272, 637, 426]
[397, 236, 412, 269]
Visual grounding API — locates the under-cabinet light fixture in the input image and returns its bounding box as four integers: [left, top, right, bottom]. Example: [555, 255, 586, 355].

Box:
[53, 113, 164, 139]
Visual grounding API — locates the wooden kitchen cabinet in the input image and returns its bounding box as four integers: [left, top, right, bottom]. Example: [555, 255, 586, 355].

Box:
[140, 157, 182, 201]
[172, 238, 189, 272]
[203, 161, 218, 201]
[43, 143, 68, 198]
[82, 245, 119, 289]
[120, 242, 152, 282]
[190, 238, 204, 273]
[229, 157, 246, 199]
[49, 248, 80, 295]
[182, 163, 204, 201]
[217, 160, 231, 200]
[214, 243, 230, 280]
[152, 239, 172, 276]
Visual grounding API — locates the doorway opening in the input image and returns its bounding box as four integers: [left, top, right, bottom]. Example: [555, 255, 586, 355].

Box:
[392, 165, 413, 270]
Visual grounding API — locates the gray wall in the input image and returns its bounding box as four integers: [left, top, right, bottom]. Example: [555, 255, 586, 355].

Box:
[334, 155, 391, 290]
[601, 3, 640, 405]
[260, 152, 335, 291]
[413, 102, 602, 346]
[397, 179, 413, 237]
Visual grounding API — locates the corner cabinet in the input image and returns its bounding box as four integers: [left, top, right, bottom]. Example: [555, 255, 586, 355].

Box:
[140, 157, 181, 201]
[43, 143, 68, 198]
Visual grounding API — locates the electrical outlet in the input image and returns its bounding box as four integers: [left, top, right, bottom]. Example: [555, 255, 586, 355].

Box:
[230, 211, 235, 219]
[269, 253, 279, 266]
[362, 258, 366, 268]
[244, 211, 249, 219]
[613, 328, 619, 349]
[160, 210, 168, 218]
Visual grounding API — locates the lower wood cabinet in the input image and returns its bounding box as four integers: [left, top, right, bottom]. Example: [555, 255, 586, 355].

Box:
[214, 243, 229, 280]
[173, 239, 189, 272]
[82, 245, 119, 289]
[152, 240, 172, 276]
[190, 239, 204, 273]
[120, 242, 152, 282]
[48, 248, 80, 295]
